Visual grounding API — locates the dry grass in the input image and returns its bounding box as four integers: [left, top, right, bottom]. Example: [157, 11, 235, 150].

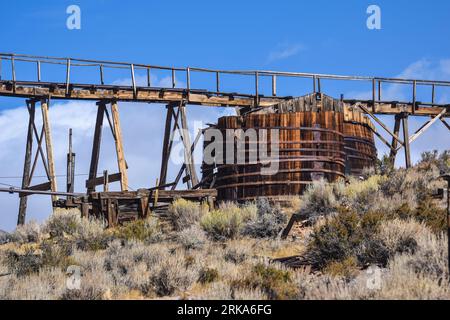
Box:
[1, 152, 449, 300]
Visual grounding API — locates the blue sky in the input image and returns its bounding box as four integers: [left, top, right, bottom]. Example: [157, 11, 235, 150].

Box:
[1, 1, 450, 230]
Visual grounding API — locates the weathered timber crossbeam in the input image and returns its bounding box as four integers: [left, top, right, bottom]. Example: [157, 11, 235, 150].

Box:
[89, 189, 217, 201]
[85, 172, 122, 189]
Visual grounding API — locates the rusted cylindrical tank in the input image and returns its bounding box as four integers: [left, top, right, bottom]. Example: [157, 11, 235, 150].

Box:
[343, 108, 377, 176]
[204, 111, 345, 202]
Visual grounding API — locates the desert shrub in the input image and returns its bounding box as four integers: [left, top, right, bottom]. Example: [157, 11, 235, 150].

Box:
[43, 209, 109, 250]
[242, 198, 287, 239]
[60, 267, 114, 300]
[104, 241, 177, 296]
[411, 197, 447, 233]
[236, 262, 297, 300]
[233, 287, 268, 300]
[150, 250, 200, 296]
[177, 225, 207, 250]
[4, 247, 43, 277]
[40, 242, 76, 270]
[201, 203, 256, 241]
[113, 217, 162, 244]
[298, 179, 339, 221]
[323, 257, 359, 281]
[376, 154, 395, 176]
[419, 150, 450, 173]
[0, 230, 9, 245]
[0, 268, 66, 300]
[44, 209, 84, 237]
[223, 242, 251, 264]
[200, 281, 233, 300]
[168, 199, 208, 231]
[198, 267, 219, 284]
[10, 221, 42, 244]
[307, 209, 389, 269]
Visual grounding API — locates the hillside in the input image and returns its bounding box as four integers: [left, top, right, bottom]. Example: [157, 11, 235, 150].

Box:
[0, 151, 449, 300]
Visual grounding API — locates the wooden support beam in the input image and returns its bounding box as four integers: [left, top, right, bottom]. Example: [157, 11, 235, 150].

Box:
[87, 102, 106, 193]
[172, 129, 203, 190]
[41, 99, 58, 203]
[19, 182, 52, 197]
[103, 170, 109, 192]
[66, 128, 75, 196]
[408, 109, 447, 145]
[86, 172, 122, 189]
[110, 101, 128, 191]
[357, 103, 404, 146]
[18, 100, 35, 225]
[441, 118, 450, 131]
[389, 115, 402, 164]
[159, 104, 174, 188]
[402, 114, 412, 168]
[178, 102, 199, 188]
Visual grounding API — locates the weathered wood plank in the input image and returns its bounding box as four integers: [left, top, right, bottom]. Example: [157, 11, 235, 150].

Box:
[86, 172, 122, 189]
[18, 101, 35, 225]
[111, 101, 128, 191]
[87, 102, 105, 193]
[41, 99, 58, 203]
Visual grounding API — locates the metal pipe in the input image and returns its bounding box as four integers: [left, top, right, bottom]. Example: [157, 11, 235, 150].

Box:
[216, 71, 220, 93]
[99, 64, 104, 85]
[172, 69, 176, 88]
[0, 187, 84, 197]
[65, 58, 71, 95]
[130, 64, 136, 97]
[255, 71, 259, 106]
[432, 84, 436, 106]
[186, 67, 190, 91]
[37, 61, 41, 82]
[11, 54, 16, 82]
[272, 75, 277, 96]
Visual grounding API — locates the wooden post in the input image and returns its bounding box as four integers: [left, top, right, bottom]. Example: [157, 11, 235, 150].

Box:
[159, 104, 174, 189]
[110, 101, 128, 191]
[389, 114, 402, 165]
[87, 102, 106, 193]
[103, 170, 109, 192]
[41, 99, 58, 204]
[179, 103, 199, 188]
[66, 128, 75, 199]
[401, 114, 412, 168]
[18, 100, 35, 225]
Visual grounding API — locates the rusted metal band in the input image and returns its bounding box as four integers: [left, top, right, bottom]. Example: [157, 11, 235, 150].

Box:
[344, 146, 378, 158]
[215, 156, 346, 169]
[214, 168, 347, 182]
[216, 178, 345, 190]
[217, 126, 344, 136]
[215, 147, 346, 156]
[344, 136, 376, 146]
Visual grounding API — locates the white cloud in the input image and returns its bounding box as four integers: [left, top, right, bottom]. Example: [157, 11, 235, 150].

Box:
[267, 43, 306, 62]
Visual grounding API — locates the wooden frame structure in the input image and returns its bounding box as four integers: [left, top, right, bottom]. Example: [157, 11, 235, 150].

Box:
[0, 53, 449, 224]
